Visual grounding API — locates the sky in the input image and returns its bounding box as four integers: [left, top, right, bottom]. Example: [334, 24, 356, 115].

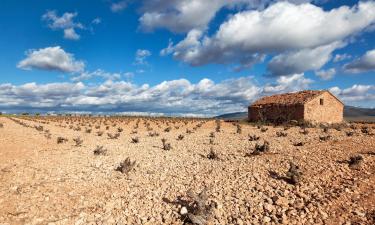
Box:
[0, 0, 374, 116]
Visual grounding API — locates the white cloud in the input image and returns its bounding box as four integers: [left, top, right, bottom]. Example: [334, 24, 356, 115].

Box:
[267, 42, 342, 76]
[139, 0, 231, 33]
[163, 1, 375, 73]
[42, 10, 84, 40]
[92, 18, 102, 25]
[138, 0, 322, 33]
[0, 74, 320, 115]
[64, 28, 80, 40]
[71, 69, 122, 82]
[111, 1, 128, 12]
[135, 49, 152, 65]
[263, 74, 313, 94]
[333, 53, 352, 62]
[329, 84, 375, 104]
[344, 49, 375, 73]
[315, 68, 336, 80]
[17, 46, 85, 73]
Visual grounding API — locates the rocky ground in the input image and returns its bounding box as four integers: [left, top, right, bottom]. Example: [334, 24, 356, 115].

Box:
[0, 116, 374, 225]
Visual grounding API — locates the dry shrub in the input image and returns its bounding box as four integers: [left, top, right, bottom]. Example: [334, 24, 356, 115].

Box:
[115, 157, 136, 174]
[236, 124, 242, 134]
[177, 134, 184, 140]
[182, 188, 215, 225]
[293, 142, 304, 147]
[348, 155, 363, 168]
[286, 162, 302, 185]
[260, 127, 268, 132]
[215, 120, 221, 132]
[35, 125, 44, 131]
[94, 145, 107, 155]
[319, 135, 331, 141]
[97, 131, 104, 136]
[0, 123, 3, 128]
[57, 137, 68, 144]
[276, 131, 288, 137]
[346, 131, 354, 137]
[131, 137, 139, 143]
[148, 131, 159, 137]
[117, 127, 123, 133]
[162, 138, 172, 151]
[248, 134, 260, 141]
[108, 133, 120, 139]
[207, 147, 219, 160]
[249, 141, 270, 155]
[73, 137, 83, 146]
[85, 128, 92, 133]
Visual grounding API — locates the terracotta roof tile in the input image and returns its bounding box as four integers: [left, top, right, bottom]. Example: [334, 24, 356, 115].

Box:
[251, 90, 325, 106]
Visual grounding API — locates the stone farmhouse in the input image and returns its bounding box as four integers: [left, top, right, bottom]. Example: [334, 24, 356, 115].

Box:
[248, 90, 344, 124]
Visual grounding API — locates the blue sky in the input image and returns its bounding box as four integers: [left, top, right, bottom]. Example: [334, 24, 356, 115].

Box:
[0, 0, 374, 115]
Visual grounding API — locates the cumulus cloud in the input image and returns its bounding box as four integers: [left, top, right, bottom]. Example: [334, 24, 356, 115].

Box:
[263, 74, 313, 94]
[42, 10, 84, 40]
[0, 74, 320, 115]
[111, 1, 128, 12]
[139, 0, 232, 33]
[344, 49, 375, 73]
[329, 84, 375, 104]
[135, 49, 152, 65]
[315, 68, 336, 80]
[138, 0, 323, 33]
[17, 46, 85, 73]
[267, 42, 343, 76]
[162, 1, 375, 73]
[71, 69, 122, 82]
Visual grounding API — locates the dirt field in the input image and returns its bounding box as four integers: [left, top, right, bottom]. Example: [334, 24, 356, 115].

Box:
[0, 116, 374, 225]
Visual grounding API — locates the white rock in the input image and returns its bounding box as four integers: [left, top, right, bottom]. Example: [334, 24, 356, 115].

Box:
[180, 206, 188, 215]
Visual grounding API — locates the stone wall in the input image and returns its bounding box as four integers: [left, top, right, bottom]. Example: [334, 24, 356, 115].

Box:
[248, 104, 304, 122]
[304, 92, 344, 123]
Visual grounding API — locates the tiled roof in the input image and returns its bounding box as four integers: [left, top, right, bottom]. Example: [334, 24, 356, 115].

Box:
[251, 90, 325, 106]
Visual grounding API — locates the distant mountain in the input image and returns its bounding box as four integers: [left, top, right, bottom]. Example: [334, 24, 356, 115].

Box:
[215, 112, 247, 120]
[344, 106, 375, 117]
[215, 106, 375, 121]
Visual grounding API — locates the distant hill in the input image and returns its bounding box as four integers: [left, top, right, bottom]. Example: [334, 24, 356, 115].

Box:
[215, 106, 375, 121]
[344, 106, 375, 117]
[215, 112, 247, 120]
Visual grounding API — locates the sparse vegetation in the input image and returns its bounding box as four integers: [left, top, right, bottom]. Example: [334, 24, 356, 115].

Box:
[115, 157, 136, 174]
[93, 145, 107, 155]
[249, 141, 270, 155]
[2, 116, 374, 224]
[180, 188, 214, 225]
[286, 162, 302, 185]
[319, 135, 331, 141]
[236, 124, 242, 134]
[57, 137, 68, 144]
[276, 131, 287, 137]
[177, 134, 184, 140]
[248, 134, 260, 141]
[348, 155, 363, 168]
[108, 133, 120, 139]
[73, 137, 83, 146]
[161, 138, 172, 151]
[207, 147, 219, 160]
[131, 137, 139, 143]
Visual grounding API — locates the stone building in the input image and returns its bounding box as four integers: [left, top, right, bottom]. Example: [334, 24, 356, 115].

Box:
[248, 90, 344, 123]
